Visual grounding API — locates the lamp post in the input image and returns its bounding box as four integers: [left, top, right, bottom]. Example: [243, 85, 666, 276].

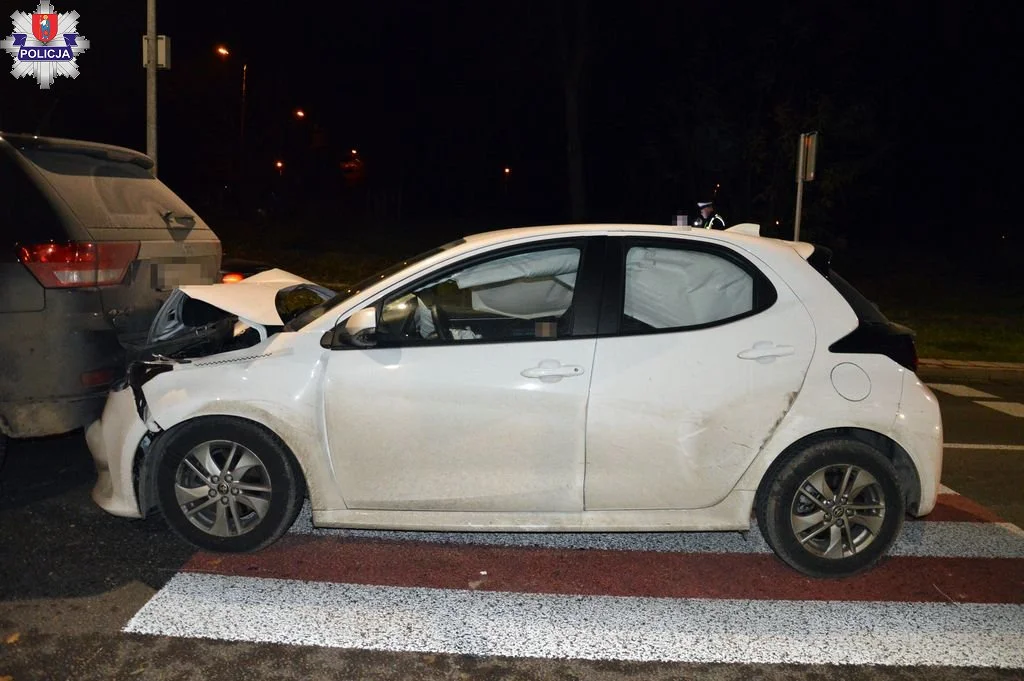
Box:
[215, 46, 246, 155]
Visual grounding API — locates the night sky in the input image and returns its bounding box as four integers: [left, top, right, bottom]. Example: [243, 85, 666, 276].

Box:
[1, 1, 1021, 253]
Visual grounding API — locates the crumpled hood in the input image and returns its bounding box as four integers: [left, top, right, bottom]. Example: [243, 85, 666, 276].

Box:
[177, 268, 324, 327]
[138, 268, 334, 361]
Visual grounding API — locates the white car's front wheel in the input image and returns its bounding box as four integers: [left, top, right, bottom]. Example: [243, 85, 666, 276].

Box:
[154, 416, 304, 552]
[757, 438, 906, 578]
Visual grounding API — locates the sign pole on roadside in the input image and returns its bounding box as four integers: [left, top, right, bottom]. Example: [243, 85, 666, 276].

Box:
[793, 131, 818, 242]
[143, 2, 170, 175]
[145, 0, 157, 175]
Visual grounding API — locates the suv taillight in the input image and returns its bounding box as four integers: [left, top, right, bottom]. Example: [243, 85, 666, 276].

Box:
[17, 241, 140, 288]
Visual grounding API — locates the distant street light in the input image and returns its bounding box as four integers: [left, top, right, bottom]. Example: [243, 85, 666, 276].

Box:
[504, 166, 511, 175]
[274, 160, 284, 176]
[294, 109, 305, 119]
[350, 148, 358, 156]
[215, 45, 229, 57]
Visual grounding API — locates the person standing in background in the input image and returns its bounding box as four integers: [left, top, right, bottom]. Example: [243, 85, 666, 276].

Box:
[693, 200, 725, 229]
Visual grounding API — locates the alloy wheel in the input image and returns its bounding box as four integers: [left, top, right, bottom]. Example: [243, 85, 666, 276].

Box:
[173, 439, 273, 538]
[789, 463, 887, 559]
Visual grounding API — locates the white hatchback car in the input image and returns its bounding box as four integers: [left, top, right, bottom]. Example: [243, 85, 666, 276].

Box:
[87, 223, 942, 577]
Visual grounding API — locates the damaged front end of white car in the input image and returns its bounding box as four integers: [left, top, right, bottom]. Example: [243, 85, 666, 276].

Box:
[133, 268, 334, 362]
[87, 269, 334, 518]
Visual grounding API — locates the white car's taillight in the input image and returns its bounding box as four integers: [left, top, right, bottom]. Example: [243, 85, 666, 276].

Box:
[17, 241, 140, 288]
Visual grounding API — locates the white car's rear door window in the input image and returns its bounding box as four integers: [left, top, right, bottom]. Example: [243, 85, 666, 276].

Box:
[623, 246, 754, 330]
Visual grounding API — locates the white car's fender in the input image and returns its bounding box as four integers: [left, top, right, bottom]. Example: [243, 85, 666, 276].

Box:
[734, 355, 938, 515]
[140, 332, 348, 511]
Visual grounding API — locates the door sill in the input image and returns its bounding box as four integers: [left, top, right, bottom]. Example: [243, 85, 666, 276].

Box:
[312, 491, 754, 533]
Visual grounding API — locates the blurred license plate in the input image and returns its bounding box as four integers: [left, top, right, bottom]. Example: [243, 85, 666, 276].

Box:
[153, 263, 203, 290]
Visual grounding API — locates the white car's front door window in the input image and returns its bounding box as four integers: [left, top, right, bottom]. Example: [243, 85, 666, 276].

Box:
[378, 246, 581, 343]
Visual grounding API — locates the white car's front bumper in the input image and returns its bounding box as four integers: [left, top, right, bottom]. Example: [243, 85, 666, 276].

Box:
[85, 385, 151, 519]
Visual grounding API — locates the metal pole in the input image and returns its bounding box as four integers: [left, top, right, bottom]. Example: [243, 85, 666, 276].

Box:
[146, 0, 157, 175]
[794, 133, 806, 241]
[240, 63, 247, 153]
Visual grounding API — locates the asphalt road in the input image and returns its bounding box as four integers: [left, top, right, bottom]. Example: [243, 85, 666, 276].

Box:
[0, 378, 1021, 680]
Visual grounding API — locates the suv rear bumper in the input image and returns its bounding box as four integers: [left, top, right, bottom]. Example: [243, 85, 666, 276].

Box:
[0, 393, 107, 439]
[0, 290, 125, 439]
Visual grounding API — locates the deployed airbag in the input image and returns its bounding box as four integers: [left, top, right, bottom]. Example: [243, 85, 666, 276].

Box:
[624, 247, 753, 328]
[448, 248, 579, 320]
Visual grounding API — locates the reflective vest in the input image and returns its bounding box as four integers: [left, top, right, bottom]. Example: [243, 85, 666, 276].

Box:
[695, 213, 725, 229]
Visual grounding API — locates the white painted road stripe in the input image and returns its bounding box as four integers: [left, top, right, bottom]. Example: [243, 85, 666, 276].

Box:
[288, 508, 1024, 558]
[976, 401, 1024, 418]
[945, 443, 1024, 451]
[928, 383, 999, 399]
[125, 573, 1024, 667]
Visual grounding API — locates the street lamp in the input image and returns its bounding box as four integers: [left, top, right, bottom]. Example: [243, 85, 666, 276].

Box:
[294, 109, 306, 119]
[215, 45, 247, 153]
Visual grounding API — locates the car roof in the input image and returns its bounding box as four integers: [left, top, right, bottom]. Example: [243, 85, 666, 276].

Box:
[458, 223, 816, 260]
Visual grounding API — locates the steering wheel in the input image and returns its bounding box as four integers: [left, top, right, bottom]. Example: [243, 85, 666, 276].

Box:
[431, 302, 453, 341]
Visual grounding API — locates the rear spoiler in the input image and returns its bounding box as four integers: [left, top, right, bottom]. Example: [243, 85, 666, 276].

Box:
[724, 223, 761, 237]
[1, 132, 154, 169]
[729, 222, 826, 272]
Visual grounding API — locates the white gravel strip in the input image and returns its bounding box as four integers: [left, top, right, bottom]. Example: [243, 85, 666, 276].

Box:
[975, 401, 1024, 418]
[927, 384, 999, 399]
[288, 504, 1024, 558]
[124, 573, 1024, 667]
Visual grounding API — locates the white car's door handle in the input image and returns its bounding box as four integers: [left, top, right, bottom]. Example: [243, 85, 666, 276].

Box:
[738, 342, 795, 363]
[521, 360, 586, 382]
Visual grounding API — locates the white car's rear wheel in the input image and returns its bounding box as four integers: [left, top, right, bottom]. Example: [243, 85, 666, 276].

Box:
[757, 439, 905, 578]
[154, 417, 304, 552]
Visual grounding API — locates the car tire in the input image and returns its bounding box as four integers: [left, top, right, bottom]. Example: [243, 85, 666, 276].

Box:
[756, 438, 905, 578]
[0, 433, 8, 475]
[154, 416, 305, 553]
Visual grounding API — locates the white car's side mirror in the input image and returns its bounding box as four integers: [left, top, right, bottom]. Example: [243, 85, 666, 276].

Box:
[343, 307, 378, 348]
[321, 307, 378, 349]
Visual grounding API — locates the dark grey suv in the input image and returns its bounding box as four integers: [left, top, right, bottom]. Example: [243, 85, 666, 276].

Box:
[0, 133, 221, 460]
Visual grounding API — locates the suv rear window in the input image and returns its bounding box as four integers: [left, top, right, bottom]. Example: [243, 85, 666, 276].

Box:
[0, 149, 66, 244]
[827, 270, 889, 324]
[18, 147, 210, 232]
